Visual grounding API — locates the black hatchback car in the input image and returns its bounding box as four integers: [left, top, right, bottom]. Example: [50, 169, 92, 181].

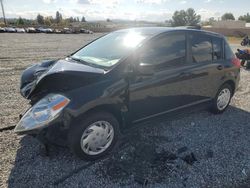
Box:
[15, 27, 240, 160]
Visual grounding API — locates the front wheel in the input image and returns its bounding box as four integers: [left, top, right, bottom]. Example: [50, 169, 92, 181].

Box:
[68, 112, 120, 160]
[210, 84, 232, 114]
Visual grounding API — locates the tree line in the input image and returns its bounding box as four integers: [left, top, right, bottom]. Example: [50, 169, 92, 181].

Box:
[13, 11, 86, 27]
[170, 9, 250, 27]
[2, 9, 250, 27]
[36, 11, 86, 25]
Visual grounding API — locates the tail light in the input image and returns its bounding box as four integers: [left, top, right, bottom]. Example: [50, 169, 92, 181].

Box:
[232, 57, 241, 68]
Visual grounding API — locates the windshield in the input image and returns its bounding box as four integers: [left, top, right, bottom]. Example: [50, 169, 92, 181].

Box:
[71, 31, 148, 68]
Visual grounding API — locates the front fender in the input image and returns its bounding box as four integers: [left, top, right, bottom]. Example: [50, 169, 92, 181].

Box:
[63, 78, 129, 128]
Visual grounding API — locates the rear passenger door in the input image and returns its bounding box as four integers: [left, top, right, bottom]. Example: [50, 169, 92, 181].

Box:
[186, 32, 225, 100]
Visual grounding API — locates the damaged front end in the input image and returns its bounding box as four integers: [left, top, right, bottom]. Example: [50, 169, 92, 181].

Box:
[15, 60, 71, 146]
[20, 60, 56, 100]
[20, 58, 104, 104]
[15, 60, 71, 138]
[15, 58, 105, 139]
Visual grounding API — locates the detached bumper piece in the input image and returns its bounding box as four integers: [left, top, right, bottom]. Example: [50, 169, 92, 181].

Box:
[32, 122, 68, 156]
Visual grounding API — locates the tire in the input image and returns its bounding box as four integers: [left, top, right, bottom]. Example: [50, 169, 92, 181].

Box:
[68, 112, 120, 160]
[210, 84, 232, 114]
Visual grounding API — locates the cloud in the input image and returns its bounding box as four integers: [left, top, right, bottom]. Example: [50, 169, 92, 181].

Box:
[43, 0, 57, 4]
[180, 0, 187, 4]
[137, 0, 161, 3]
[77, 0, 90, 4]
[136, 10, 172, 21]
[197, 8, 221, 20]
[5, 10, 54, 19]
[205, 0, 224, 3]
[136, 0, 168, 5]
[82, 0, 120, 5]
[69, 7, 172, 21]
[71, 0, 119, 5]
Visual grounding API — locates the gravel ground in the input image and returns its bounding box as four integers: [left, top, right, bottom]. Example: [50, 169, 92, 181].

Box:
[0, 33, 250, 188]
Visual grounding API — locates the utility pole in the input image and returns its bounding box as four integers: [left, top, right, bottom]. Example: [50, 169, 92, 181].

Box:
[0, 0, 7, 26]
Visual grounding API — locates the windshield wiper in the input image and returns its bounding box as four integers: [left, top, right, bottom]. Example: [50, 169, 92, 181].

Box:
[68, 56, 109, 71]
[69, 56, 89, 65]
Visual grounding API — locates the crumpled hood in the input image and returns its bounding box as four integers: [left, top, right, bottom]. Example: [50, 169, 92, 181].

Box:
[20, 59, 105, 100]
[43, 59, 104, 77]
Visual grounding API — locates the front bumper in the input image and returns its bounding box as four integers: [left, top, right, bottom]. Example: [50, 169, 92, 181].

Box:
[34, 122, 68, 147]
[16, 112, 69, 146]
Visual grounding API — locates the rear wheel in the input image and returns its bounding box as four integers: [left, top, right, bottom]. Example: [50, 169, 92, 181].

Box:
[210, 84, 232, 114]
[68, 112, 119, 160]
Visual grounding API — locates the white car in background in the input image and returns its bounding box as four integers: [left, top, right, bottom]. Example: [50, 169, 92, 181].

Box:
[16, 28, 26, 33]
[26, 27, 36, 33]
[0, 27, 5, 32]
[5, 27, 16, 32]
[45, 28, 53, 33]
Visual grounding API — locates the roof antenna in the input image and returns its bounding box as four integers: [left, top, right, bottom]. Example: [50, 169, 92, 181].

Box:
[0, 0, 7, 26]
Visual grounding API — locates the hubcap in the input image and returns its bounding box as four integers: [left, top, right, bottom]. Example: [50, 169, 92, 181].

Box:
[80, 121, 114, 155]
[217, 88, 231, 110]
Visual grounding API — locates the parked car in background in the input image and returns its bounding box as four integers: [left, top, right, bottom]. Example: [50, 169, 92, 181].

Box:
[80, 28, 93, 34]
[0, 27, 93, 34]
[45, 28, 53, 33]
[5, 27, 16, 33]
[36, 27, 53, 33]
[54, 29, 62, 34]
[26, 27, 36, 33]
[0, 27, 5, 32]
[15, 28, 240, 160]
[36, 27, 46, 33]
[16, 28, 26, 33]
[63, 27, 73, 34]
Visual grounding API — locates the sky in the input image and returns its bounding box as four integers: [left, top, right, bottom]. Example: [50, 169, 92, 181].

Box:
[1, 0, 249, 22]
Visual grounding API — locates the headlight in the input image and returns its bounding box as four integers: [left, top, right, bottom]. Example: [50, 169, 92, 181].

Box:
[14, 94, 70, 133]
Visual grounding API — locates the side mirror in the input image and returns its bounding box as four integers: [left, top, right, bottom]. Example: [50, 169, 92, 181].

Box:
[137, 63, 154, 75]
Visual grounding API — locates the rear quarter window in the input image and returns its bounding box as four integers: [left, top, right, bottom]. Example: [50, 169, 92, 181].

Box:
[224, 40, 234, 60]
[212, 37, 223, 61]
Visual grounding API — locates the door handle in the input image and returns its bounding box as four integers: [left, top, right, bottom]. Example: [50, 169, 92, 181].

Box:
[217, 65, 224, 70]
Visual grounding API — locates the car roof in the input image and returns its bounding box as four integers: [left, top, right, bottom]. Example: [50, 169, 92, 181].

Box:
[114, 27, 223, 38]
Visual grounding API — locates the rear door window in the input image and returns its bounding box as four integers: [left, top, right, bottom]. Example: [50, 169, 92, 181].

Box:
[190, 33, 212, 63]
